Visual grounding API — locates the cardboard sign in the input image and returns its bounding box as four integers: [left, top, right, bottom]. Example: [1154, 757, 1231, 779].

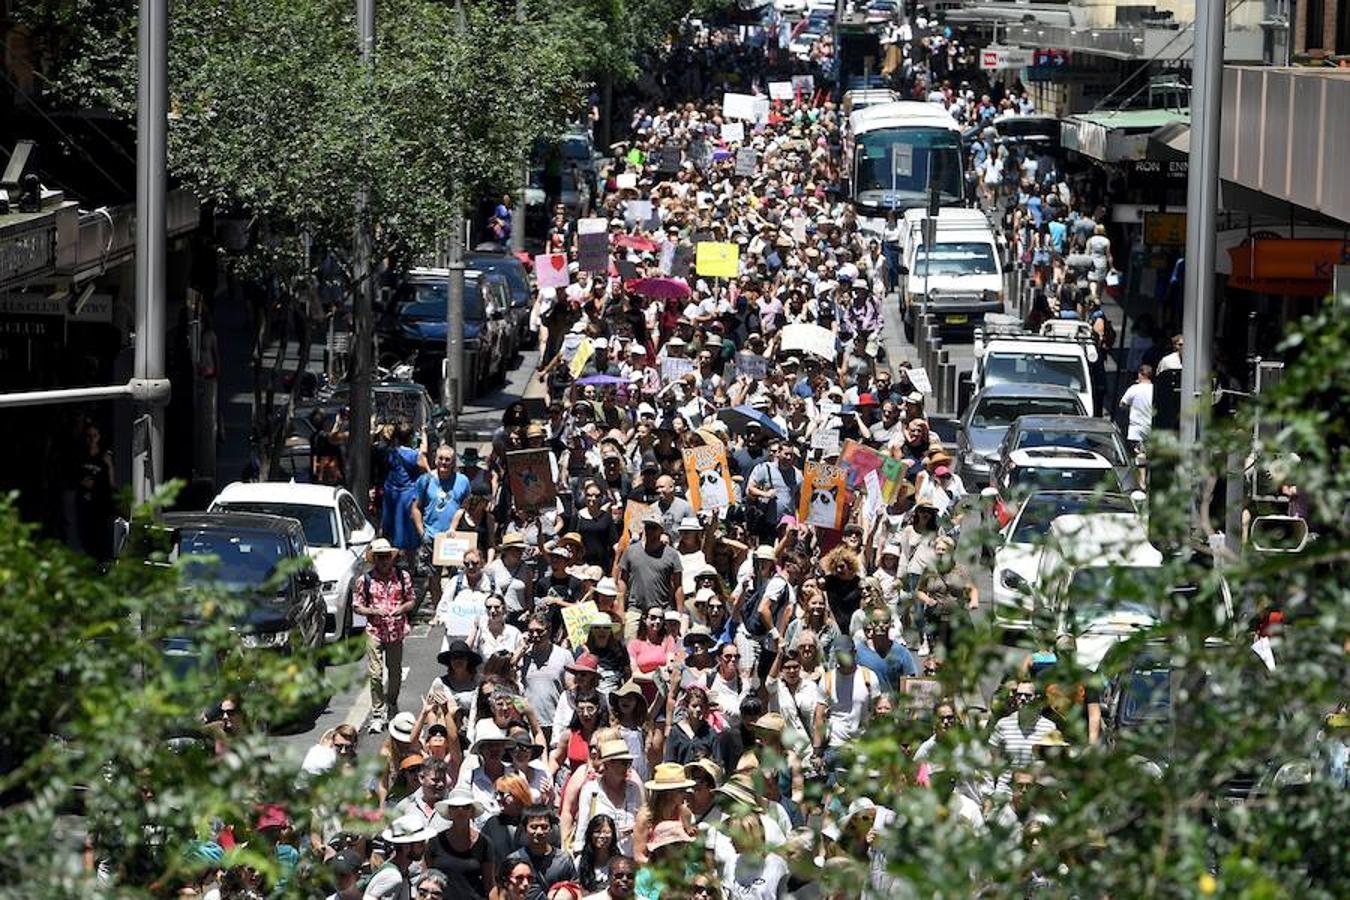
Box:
[798, 461, 848, 530]
[688, 139, 711, 170]
[618, 500, 652, 554]
[562, 601, 604, 649]
[898, 677, 943, 708]
[615, 172, 638, 190]
[721, 91, 762, 122]
[841, 439, 885, 489]
[905, 366, 933, 394]
[734, 148, 758, 178]
[432, 530, 481, 568]
[660, 355, 697, 381]
[657, 146, 681, 173]
[791, 75, 815, 95]
[880, 457, 909, 504]
[768, 81, 794, 101]
[506, 449, 556, 511]
[810, 426, 840, 455]
[780, 323, 837, 360]
[862, 470, 884, 527]
[695, 242, 739, 278]
[733, 351, 768, 380]
[625, 199, 654, 228]
[683, 444, 735, 512]
[577, 216, 610, 274]
[372, 388, 424, 429]
[534, 253, 569, 290]
[720, 122, 745, 144]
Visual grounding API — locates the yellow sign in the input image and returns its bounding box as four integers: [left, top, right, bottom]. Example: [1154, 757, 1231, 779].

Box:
[1144, 211, 1186, 247]
[695, 242, 739, 278]
[562, 601, 603, 649]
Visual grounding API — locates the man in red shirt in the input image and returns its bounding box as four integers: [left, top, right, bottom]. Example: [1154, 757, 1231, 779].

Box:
[353, 539, 414, 732]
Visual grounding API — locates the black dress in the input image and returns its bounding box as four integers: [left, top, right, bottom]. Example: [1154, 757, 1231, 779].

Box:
[573, 508, 618, 571]
[664, 719, 719, 764]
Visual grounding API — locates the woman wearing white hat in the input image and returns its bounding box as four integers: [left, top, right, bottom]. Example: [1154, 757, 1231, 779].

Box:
[423, 787, 496, 899]
[367, 813, 438, 899]
[572, 739, 644, 857]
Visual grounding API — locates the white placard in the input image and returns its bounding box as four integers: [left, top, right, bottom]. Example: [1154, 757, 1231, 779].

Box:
[811, 427, 841, 455]
[862, 470, 884, 525]
[615, 172, 637, 190]
[768, 81, 794, 101]
[722, 92, 760, 122]
[721, 122, 745, 144]
[625, 199, 653, 227]
[779, 322, 837, 360]
[578, 216, 608, 235]
[906, 367, 933, 394]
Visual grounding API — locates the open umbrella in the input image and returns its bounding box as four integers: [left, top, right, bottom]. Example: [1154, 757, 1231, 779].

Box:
[716, 405, 786, 438]
[629, 277, 691, 301]
[614, 234, 660, 253]
[576, 374, 627, 386]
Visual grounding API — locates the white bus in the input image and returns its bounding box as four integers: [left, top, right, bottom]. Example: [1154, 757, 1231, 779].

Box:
[843, 101, 965, 236]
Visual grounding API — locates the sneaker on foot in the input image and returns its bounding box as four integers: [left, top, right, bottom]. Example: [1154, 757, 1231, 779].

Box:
[367, 718, 386, 734]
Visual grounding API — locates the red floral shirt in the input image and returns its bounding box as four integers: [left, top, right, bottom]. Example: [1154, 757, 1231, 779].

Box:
[357, 569, 413, 645]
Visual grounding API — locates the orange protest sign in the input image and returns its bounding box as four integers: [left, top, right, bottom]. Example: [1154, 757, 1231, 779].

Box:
[683, 444, 734, 511]
[798, 461, 848, 530]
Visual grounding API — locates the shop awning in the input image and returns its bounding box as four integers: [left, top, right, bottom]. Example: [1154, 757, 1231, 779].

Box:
[1060, 108, 1190, 163]
[1228, 237, 1350, 297]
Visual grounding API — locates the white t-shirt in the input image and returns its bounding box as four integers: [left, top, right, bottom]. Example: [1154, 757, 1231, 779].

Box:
[823, 667, 880, 748]
[362, 864, 408, 900]
[1119, 381, 1155, 442]
[1156, 351, 1182, 374]
[573, 778, 643, 855]
[715, 847, 790, 900]
[470, 618, 522, 660]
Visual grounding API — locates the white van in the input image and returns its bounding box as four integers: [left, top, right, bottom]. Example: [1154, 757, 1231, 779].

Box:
[899, 208, 1003, 339]
[1035, 513, 1165, 670]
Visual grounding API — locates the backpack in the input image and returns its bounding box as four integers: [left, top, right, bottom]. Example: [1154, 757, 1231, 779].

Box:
[361, 568, 412, 606]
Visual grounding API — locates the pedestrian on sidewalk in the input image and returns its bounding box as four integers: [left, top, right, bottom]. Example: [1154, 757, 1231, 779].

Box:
[354, 538, 415, 733]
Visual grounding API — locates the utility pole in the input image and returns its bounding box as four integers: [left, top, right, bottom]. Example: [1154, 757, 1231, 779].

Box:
[445, 0, 466, 443]
[133, 0, 168, 506]
[349, 0, 376, 509]
[510, 0, 527, 254]
[1180, 0, 1223, 534]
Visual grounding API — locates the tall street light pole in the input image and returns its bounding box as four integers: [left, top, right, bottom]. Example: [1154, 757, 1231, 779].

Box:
[510, 0, 527, 254]
[133, 0, 168, 506]
[349, 0, 376, 509]
[1180, 0, 1224, 534]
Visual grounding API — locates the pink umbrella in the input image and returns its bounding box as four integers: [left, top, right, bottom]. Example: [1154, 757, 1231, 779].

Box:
[629, 277, 692, 300]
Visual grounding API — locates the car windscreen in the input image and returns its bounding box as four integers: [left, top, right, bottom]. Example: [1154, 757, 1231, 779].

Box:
[1011, 493, 1136, 542]
[215, 503, 334, 547]
[177, 530, 287, 590]
[971, 396, 1082, 428]
[1119, 667, 1171, 726]
[1014, 428, 1126, 465]
[1066, 566, 1163, 623]
[913, 241, 997, 277]
[984, 352, 1086, 392]
[401, 280, 486, 320]
[1010, 465, 1115, 493]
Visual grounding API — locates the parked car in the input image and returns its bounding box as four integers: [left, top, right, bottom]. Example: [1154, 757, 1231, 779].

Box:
[377, 268, 511, 401]
[209, 482, 375, 641]
[990, 489, 1139, 630]
[957, 384, 1087, 485]
[971, 326, 1098, 416]
[162, 512, 328, 659]
[995, 414, 1136, 492]
[468, 251, 532, 347]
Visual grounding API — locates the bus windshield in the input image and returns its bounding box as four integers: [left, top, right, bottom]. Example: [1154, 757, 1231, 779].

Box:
[853, 127, 963, 210]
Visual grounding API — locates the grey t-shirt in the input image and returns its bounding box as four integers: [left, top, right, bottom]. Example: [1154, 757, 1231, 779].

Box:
[619, 542, 682, 611]
[655, 496, 693, 536]
[519, 644, 572, 728]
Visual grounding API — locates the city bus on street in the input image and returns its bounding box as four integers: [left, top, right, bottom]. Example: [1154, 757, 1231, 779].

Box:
[843, 100, 965, 236]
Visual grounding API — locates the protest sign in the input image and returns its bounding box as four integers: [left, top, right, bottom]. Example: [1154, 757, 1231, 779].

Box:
[683, 444, 735, 512]
[720, 122, 745, 144]
[432, 530, 481, 568]
[906, 366, 933, 394]
[624, 199, 653, 228]
[733, 351, 768, 380]
[568, 337, 594, 378]
[615, 172, 637, 190]
[791, 74, 815, 95]
[659, 241, 677, 276]
[560, 332, 583, 363]
[434, 582, 489, 639]
[780, 322, 837, 360]
[657, 145, 681, 173]
[372, 388, 424, 430]
[721, 91, 761, 122]
[506, 449, 556, 511]
[798, 461, 848, 530]
[768, 81, 794, 100]
[695, 241, 739, 278]
[670, 245, 694, 279]
[735, 148, 758, 178]
[862, 470, 884, 526]
[577, 217, 610, 273]
[562, 601, 604, 649]
[688, 139, 711, 170]
[841, 439, 884, 489]
[534, 253, 569, 290]
[811, 426, 840, 456]
[618, 500, 652, 554]
[816, 400, 841, 420]
[661, 356, 697, 381]
[880, 457, 909, 503]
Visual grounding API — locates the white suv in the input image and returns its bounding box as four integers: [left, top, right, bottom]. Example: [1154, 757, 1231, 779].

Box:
[973, 327, 1097, 416]
[210, 482, 375, 641]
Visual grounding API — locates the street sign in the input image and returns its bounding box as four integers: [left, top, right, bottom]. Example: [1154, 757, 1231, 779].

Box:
[1144, 211, 1187, 247]
[980, 47, 1034, 70]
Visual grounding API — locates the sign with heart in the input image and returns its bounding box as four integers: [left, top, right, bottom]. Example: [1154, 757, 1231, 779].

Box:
[534, 253, 570, 290]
